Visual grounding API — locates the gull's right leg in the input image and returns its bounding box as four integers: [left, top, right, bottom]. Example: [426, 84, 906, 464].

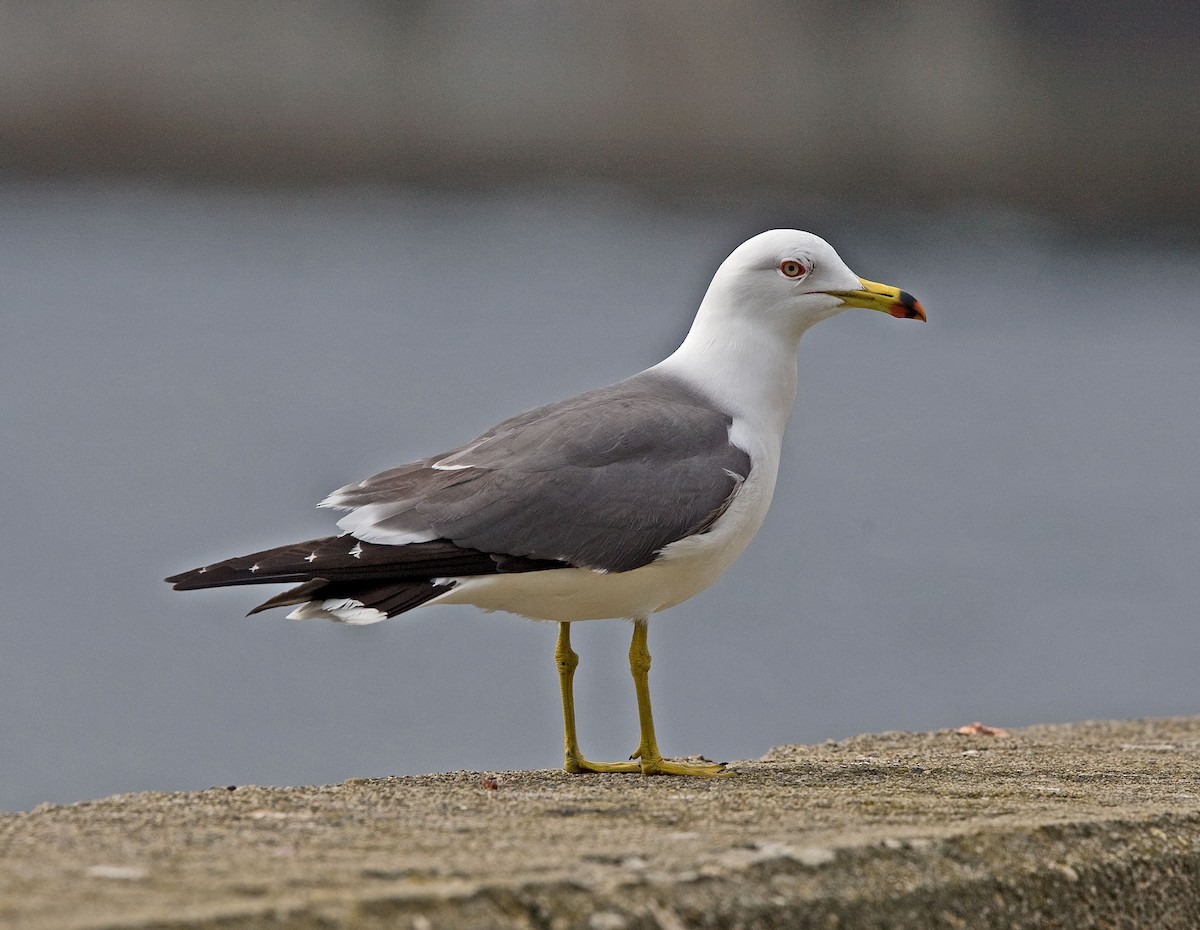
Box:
[624, 618, 729, 777]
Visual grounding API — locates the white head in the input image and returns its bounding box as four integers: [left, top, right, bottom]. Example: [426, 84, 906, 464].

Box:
[696, 229, 925, 344]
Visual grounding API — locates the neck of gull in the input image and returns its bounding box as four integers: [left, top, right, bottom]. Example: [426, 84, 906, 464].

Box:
[653, 292, 805, 445]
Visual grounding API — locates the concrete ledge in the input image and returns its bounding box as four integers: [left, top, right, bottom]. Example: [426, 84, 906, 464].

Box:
[3, 718, 1200, 929]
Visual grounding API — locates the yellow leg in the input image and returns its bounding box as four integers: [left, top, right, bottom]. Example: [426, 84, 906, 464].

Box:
[625, 618, 729, 777]
[555, 622, 639, 774]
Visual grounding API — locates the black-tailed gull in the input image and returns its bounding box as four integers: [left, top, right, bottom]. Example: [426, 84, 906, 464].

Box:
[166, 229, 925, 777]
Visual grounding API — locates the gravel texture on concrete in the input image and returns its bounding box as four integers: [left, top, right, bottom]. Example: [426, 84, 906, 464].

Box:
[3, 717, 1200, 929]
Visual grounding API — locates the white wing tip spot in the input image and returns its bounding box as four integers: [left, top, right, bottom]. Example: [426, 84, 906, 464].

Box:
[349, 543, 363, 559]
[248, 564, 260, 573]
[304, 552, 318, 562]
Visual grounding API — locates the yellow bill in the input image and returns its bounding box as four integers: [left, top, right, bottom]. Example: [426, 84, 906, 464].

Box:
[828, 277, 926, 321]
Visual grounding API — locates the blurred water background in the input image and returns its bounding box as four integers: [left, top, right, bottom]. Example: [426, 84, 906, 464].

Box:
[1, 2, 1197, 811]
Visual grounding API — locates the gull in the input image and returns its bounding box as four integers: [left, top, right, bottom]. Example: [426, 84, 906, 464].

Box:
[166, 230, 925, 777]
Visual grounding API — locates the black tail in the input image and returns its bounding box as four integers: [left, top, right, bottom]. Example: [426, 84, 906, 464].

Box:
[165, 535, 565, 618]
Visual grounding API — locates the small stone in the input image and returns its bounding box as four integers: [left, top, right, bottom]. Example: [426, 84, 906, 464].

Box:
[793, 846, 837, 867]
[86, 865, 147, 881]
[646, 904, 687, 930]
[588, 912, 629, 930]
[956, 722, 1009, 737]
[709, 842, 837, 872]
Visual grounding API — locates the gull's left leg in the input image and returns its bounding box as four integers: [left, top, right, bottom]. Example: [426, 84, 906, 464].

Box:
[555, 622, 639, 774]
[626, 618, 729, 777]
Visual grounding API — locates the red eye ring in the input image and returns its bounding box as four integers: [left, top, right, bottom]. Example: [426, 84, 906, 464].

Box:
[779, 259, 807, 278]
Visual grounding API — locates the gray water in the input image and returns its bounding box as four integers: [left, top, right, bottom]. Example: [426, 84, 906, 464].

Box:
[2, 184, 1197, 812]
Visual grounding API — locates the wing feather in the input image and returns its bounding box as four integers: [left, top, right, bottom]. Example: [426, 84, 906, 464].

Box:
[319, 371, 752, 572]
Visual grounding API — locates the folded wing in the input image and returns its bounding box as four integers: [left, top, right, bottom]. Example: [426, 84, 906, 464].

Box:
[166, 370, 752, 619]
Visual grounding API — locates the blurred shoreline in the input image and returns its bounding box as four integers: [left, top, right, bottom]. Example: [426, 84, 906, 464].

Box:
[2, 1, 1196, 228]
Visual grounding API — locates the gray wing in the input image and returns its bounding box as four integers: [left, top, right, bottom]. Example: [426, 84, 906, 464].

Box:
[321, 371, 752, 572]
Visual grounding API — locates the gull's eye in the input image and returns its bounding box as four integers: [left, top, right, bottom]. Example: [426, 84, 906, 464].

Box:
[779, 259, 808, 279]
